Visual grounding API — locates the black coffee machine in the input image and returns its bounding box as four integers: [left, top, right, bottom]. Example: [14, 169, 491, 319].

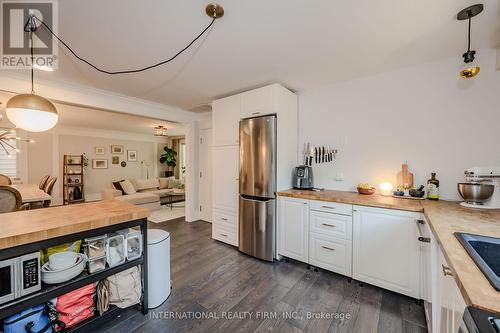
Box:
[293, 166, 314, 190]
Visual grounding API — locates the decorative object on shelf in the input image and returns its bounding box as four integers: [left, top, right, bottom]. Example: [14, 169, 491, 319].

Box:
[154, 125, 168, 137]
[24, 4, 223, 76]
[160, 146, 177, 176]
[302, 142, 338, 166]
[112, 156, 119, 164]
[457, 4, 483, 79]
[95, 147, 105, 155]
[92, 159, 108, 169]
[127, 150, 137, 162]
[73, 186, 82, 200]
[0, 127, 35, 157]
[379, 182, 393, 196]
[121, 161, 127, 167]
[111, 145, 123, 154]
[63, 154, 85, 205]
[5, 18, 58, 132]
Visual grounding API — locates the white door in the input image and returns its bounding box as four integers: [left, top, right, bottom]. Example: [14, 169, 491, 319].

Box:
[212, 146, 239, 213]
[352, 206, 420, 298]
[199, 129, 212, 222]
[278, 197, 309, 262]
[212, 95, 241, 146]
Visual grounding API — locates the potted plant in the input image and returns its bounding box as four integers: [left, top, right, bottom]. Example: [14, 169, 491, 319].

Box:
[159, 146, 177, 177]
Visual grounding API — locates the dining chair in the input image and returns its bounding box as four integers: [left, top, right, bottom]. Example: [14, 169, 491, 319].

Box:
[0, 186, 29, 213]
[38, 175, 50, 190]
[42, 177, 57, 208]
[0, 174, 12, 186]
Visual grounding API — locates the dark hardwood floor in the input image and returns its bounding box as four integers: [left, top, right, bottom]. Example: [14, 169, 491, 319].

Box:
[96, 218, 427, 333]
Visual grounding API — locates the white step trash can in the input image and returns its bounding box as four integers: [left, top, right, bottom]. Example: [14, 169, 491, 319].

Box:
[147, 229, 171, 309]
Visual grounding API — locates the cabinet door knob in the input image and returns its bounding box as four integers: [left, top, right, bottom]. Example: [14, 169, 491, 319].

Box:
[321, 246, 335, 251]
[442, 265, 453, 276]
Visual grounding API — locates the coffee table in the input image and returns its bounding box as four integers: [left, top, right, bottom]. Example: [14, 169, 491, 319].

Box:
[162, 190, 185, 210]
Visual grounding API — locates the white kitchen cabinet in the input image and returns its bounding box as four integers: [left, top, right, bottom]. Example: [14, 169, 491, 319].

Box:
[352, 205, 421, 298]
[240, 85, 274, 118]
[278, 197, 309, 262]
[212, 94, 241, 146]
[434, 245, 466, 333]
[212, 146, 239, 213]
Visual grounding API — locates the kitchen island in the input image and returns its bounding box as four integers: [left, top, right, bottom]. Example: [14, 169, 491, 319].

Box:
[0, 200, 149, 332]
[278, 189, 500, 319]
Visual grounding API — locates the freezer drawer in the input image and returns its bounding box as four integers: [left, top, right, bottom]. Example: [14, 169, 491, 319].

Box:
[239, 196, 275, 261]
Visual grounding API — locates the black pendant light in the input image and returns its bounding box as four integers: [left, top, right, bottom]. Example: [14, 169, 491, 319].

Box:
[457, 4, 483, 79]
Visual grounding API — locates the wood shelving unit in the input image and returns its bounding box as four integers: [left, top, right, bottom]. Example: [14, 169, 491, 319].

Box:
[63, 154, 85, 205]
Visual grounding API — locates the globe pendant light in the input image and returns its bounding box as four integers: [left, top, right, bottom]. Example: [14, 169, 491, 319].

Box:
[6, 18, 58, 132]
[457, 4, 483, 79]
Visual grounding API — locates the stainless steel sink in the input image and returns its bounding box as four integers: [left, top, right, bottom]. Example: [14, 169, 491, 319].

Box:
[455, 232, 500, 291]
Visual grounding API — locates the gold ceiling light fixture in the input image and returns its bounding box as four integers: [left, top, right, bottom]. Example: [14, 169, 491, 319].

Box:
[154, 125, 168, 137]
[0, 126, 35, 158]
[5, 16, 58, 132]
[457, 4, 483, 79]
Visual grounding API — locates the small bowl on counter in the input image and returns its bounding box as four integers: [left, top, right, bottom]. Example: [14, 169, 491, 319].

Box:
[409, 189, 426, 198]
[357, 187, 376, 195]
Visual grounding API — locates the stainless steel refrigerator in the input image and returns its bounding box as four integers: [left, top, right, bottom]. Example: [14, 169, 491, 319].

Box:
[239, 115, 276, 262]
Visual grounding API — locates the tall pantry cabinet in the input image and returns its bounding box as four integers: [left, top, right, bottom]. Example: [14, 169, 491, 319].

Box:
[211, 84, 298, 248]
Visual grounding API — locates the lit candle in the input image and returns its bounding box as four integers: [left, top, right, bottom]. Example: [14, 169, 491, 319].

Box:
[379, 182, 393, 196]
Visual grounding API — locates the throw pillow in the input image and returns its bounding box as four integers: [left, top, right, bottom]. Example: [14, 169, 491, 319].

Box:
[168, 178, 182, 189]
[120, 179, 137, 195]
[158, 177, 174, 189]
[134, 178, 160, 191]
[112, 180, 125, 195]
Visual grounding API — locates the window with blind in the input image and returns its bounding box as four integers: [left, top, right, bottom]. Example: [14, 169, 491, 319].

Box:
[0, 138, 17, 177]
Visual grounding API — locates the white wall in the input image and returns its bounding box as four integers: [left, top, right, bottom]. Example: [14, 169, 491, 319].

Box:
[298, 48, 500, 200]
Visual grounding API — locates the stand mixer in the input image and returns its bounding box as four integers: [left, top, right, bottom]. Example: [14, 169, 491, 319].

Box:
[458, 167, 500, 209]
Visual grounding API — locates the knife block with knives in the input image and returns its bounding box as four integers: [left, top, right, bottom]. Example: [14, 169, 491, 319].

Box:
[303, 143, 338, 166]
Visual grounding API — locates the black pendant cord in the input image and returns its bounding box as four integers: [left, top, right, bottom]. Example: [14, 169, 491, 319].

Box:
[30, 31, 34, 93]
[467, 16, 472, 52]
[30, 15, 216, 75]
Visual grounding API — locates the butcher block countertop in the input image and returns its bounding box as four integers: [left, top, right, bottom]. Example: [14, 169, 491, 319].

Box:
[277, 189, 500, 315]
[277, 189, 424, 212]
[0, 200, 149, 250]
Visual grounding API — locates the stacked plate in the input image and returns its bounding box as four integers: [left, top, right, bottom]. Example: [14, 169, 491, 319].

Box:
[42, 253, 87, 284]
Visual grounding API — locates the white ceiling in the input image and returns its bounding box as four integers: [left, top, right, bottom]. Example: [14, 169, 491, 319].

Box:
[0, 92, 185, 136]
[22, 0, 500, 110]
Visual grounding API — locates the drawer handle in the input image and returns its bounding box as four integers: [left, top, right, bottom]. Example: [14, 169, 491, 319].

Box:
[251, 112, 261, 115]
[220, 233, 228, 237]
[220, 218, 228, 221]
[321, 206, 336, 210]
[321, 223, 336, 228]
[321, 246, 335, 251]
[442, 265, 453, 277]
[415, 220, 430, 243]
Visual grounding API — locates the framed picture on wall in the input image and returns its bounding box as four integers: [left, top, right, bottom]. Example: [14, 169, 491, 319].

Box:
[95, 147, 105, 155]
[92, 159, 108, 169]
[111, 145, 124, 154]
[112, 156, 119, 164]
[127, 150, 137, 162]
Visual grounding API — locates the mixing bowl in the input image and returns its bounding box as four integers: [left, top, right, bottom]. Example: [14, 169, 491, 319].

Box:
[457, 183, 494, 204]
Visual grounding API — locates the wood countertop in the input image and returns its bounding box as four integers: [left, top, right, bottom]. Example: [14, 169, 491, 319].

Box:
[277, 189, 500, 315]
[0, 200, 149, 250]
[277, 189, 424, 212]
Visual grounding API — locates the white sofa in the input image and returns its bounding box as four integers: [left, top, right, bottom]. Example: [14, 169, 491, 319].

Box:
[102, 177, 184, 211]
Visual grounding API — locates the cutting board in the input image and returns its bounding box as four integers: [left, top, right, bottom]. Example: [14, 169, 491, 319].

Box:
[397, 164, 414, 188]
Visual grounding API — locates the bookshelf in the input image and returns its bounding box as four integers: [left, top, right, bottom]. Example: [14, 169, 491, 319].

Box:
[63, 154, 85, 205]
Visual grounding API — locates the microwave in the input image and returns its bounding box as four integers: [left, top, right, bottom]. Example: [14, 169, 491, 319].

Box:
[0, 252, 41, 305]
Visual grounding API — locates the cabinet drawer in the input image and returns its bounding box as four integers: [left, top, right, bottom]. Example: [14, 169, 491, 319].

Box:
[310, 210, 352, 240]
[213, 209, 237, 228]
[310, 233, 352, 276]
[310, 200, 352, 216]
[212, 223, 238, 247]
